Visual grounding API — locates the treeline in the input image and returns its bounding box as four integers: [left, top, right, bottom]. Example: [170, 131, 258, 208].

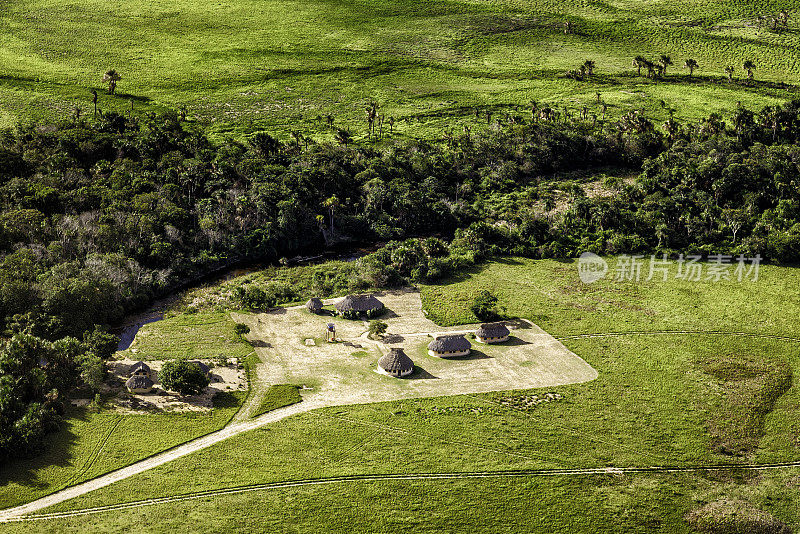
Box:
[2, 99, 800, 461]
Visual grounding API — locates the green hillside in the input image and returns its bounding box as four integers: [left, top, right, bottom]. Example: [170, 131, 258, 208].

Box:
[1, 0, 799, 138]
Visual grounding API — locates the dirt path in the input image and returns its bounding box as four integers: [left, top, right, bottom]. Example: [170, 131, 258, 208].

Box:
[6, 462, 800, 523]
[0, 400, 326, 522]
[9, 313, 794, 522]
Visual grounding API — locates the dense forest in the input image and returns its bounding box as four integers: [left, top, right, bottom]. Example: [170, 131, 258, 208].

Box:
[2, 100, 800, 461]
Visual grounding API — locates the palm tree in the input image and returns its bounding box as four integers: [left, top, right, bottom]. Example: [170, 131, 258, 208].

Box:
[102, 69, 121, 94]
[743, 60, 756, 81]
[644, 59, 656, 78]
[659, 55, 673, 75]
[334, 128, 351, 146]
[583, 60, 596, 76]
[529, 100, 539, 121]
[724, 66, 735, 81]
[683, 58, 698, 76]
[633, 56, 647, 76]
[321, 196, 340, 233]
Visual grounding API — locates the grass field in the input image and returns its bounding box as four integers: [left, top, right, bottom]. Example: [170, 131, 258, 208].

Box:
[0, 309, 256, 510]
[6, 258, 800, 532]
[121, 310, 254, 361]
[0, 391, 244, 511]
[2, 0, 799, 139]
[250, 385, 302, 418]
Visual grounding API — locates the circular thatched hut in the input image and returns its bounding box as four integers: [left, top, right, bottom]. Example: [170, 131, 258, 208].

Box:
[377, 348, 414, 378]
[306, 297, 323, 314]
[125, 375, 154, 394]
[428, 334, 471, 357]
[129, 361, 152, 378]
[476, 322, 510, 343]
[335, 294, 384, 319]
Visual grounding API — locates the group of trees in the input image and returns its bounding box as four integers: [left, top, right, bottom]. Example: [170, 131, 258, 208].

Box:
[565, 55, 758, 85]
[3, 96, 800, 461]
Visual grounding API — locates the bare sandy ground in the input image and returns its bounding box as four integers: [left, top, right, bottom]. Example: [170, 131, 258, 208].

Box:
[102, 359, 246, 414]
[233, 288, 597, 411]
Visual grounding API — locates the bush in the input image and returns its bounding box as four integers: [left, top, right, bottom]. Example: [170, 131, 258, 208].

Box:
[368, 320, 388, 339]
[234, 323, 250, 337]
[471, 290, 503, 321]
[159, 359, 210, 395]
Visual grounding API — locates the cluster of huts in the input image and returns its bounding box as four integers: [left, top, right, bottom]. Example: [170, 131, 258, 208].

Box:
[306, 293, 512, 379]
[124, 360, 211, 394]
[378, 321, 511, 378]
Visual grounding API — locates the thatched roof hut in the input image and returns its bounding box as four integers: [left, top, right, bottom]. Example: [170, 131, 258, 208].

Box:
[306, 297, 323, 314]
[476, 322, 510, 343]
[129, 361, 151, 377]
[428, 334, 471, 357]
[126, 375, 154, 394]
[377, 348, 414, 378]
[335, 294, 384, 318]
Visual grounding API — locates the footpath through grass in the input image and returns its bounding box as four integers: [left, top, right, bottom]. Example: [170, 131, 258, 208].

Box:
[0, 309, 255, 510]
[14, 258, 800, 532]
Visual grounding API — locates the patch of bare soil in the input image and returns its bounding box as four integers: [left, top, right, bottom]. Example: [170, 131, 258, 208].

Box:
[232, 288, 597, 410]
[103, 358, 247, 414]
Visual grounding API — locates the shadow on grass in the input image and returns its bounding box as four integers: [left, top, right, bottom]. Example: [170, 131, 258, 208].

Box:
[492, 257, 524, 266]
[499, 335, 531, 347]
[445, 349, 492, 361]
[408, 366, 438, 380]
[211, 391, 241, 409]
[0, 407, 88, 495]
[116, 93, 152, 103]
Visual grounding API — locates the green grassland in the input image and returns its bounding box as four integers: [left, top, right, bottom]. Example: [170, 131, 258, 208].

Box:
[250, 385, 302, 418]
[0, 391, 244, 511]
[0, 309, 255, 510]
[121, 310, 254, 361]
[9, 258, 800, 532]
[2, 0, 800, 139]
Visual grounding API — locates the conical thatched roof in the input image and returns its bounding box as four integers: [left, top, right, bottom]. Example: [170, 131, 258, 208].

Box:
[335, 294, 384, 313]
[306, 298, 323, 312]
[129, 361, 151, 376]
[378, 348, 413, 373]
[477, 322, 510, 338]
[428, 334, 471, 353]
[126, 375, 154, 390]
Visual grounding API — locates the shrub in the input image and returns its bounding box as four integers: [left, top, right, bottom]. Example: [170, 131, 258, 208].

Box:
[159, 359, 210, 395]
[368, 320, 388, 339]
[234, 323, 250, 337]
[471, 290, 503, 321]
